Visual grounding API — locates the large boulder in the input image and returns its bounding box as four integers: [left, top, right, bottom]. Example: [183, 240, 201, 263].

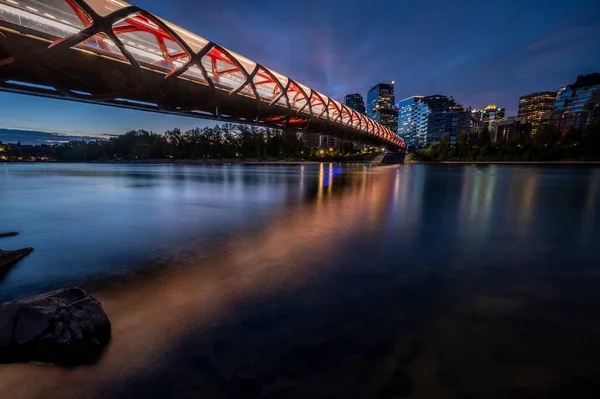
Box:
[0, 287, 111, 365]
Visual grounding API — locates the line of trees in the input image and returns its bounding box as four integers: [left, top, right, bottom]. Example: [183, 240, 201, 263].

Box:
[420, 123, 600, 162]
[2, 124, 383, 163]
[56, 123, 306, 162]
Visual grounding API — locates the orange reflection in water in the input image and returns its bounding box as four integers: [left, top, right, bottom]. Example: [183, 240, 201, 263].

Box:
[0, 165, 400, 399]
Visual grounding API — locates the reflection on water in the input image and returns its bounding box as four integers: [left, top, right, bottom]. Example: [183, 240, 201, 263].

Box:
[1, 163, 600, 398]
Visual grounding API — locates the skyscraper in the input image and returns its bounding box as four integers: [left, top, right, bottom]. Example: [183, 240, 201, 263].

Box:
[420, 95, 471, 145]
[367, 82, 398, 133]
[344, 93, 366, 115]
[469, 108, 485, 136]
[482, 104, 506, 141]
[396, 96, 424, 147]
[518, 91, 556, 128]
[552, 73, 600, 134]
[482, 104, 506, 124]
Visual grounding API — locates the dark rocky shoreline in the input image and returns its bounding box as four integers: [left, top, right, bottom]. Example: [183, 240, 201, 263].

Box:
[0, 232, 110, 366]
[0, 232, 33, 273]
[0, 287, 111, 365]
[0, 248, 34, 268]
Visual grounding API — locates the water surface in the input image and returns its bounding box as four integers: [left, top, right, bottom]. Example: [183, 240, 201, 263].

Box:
[1, 163, 600, 398]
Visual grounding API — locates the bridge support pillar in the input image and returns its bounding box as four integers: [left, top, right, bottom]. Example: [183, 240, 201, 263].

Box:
[380, 151, 406, 164]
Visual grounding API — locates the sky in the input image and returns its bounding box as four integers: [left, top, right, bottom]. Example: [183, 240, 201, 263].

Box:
[1, 0, 599, 138]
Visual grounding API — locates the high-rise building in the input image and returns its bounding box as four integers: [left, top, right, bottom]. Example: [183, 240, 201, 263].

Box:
[518, 91, 556, 128]
[482, 104, 505, 141]
[344, 93, 366, 115]
[552, 73, 600, 134]
[420, 95, 471, 145]
[469, 108, 485, 136]
[394, 94, 472, 146]
[367, 82, 398, 133]
[482, 104, 506, 124]
[396, 96, 424, 147]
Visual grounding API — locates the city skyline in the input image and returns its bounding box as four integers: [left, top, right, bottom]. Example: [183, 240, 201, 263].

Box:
[0, 0, 599, 137]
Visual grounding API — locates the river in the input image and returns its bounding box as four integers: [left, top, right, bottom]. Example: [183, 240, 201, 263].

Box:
[1, 163, 600, 398]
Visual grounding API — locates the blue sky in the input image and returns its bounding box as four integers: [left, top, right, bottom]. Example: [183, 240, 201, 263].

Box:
[1, 0, 599, 137]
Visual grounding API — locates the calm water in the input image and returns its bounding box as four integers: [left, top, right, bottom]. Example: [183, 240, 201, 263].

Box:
[1, 163, 600, 398]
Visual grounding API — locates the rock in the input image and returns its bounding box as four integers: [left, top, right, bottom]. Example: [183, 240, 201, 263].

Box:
[0, 248, 34, 282]
[0, 287, 111, 365]
[0, 248, 33, 268]
[0, 232, 19, 239]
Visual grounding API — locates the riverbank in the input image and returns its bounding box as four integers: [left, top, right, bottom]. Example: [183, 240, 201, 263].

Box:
[90, 157, 382, 165]
[405, 160, 600, 165]
[94, 158, 318, 165]
[404, 153, 600, 165]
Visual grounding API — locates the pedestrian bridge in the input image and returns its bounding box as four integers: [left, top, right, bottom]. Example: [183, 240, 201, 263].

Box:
[0, 0, 405, 150]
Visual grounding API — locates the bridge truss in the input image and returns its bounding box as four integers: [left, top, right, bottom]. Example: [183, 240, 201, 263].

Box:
[0, 0, 405, 150]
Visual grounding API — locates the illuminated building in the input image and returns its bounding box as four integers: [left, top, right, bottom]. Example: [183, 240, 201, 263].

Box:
[396, 96, 424, 147]
[469, 108, 485, 136]
[344, 93, 366, 115]
[420, 95, 471, 145]
[552, 73, 600, 134]
[482, 104, 505, 141]
[482, 104, 506, 124]
[367, 82, 398, 133]
[518, 91, 556, 128]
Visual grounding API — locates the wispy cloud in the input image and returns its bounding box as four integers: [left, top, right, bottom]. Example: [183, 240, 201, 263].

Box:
[518, 26, 595, 55]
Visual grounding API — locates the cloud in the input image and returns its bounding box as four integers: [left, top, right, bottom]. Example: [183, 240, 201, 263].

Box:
[518, 26, 594, 55]
[0, 129, 105, 145]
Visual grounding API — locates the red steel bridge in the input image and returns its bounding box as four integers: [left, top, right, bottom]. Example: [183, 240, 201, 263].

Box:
[0, 0, 405, 150]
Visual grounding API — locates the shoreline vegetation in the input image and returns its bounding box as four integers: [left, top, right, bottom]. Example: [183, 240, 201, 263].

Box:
[0, 123, 381, 164]
[1, 122, 599, 165]
[408, 123, 600, 163]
